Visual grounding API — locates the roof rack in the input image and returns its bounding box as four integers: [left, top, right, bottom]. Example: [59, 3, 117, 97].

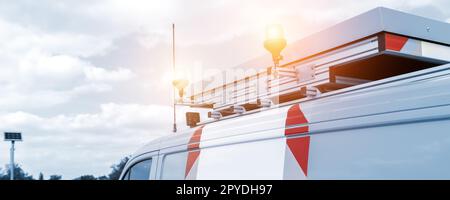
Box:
[183, 7, 450, 126]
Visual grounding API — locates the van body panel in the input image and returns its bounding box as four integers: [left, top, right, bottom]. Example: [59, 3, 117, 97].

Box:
[196, 137, 287, 179]
[121, 63, 450, 180]
[308, 118, 450, 179]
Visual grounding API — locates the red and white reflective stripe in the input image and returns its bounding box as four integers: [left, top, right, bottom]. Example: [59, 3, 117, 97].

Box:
[385, 33, 408, 51]
[185, 126, 204, 178]
[384, 33, 450, 61]
[287, 137, 310, 176]
[285, 104, 309, 135]
[188, 125, 203, 150]
[285, 104, 310, 176]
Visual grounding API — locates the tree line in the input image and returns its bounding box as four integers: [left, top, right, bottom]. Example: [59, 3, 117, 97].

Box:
[0, 157, 129, 180]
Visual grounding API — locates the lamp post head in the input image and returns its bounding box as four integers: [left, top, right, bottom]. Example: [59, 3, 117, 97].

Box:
[4, 132, 22, 142]
[264, 24, 287, 65]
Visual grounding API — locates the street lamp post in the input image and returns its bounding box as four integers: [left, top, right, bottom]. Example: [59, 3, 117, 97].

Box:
[10, 141, 15, 180]
[4, 132, 22, 180]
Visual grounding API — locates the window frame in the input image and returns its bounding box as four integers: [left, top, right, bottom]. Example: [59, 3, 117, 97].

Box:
[121, 151, 159, 180]
[160, 151, 189, 180]
[125, 158, 153, 180]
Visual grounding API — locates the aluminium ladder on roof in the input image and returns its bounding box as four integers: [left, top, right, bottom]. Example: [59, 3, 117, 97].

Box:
[188, 33, 449, 112]
[185, 7, 450, 120]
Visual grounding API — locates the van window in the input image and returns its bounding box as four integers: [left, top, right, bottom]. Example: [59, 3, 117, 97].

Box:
[161, 152, 188, 180]
[124, 159, 152, 180]
[122, 170, 130, 180]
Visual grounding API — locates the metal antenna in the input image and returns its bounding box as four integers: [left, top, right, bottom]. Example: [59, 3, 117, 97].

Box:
[172, 23, 177, 133]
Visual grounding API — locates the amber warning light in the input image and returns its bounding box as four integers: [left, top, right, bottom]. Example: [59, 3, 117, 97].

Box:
[264, 24, 287, 67]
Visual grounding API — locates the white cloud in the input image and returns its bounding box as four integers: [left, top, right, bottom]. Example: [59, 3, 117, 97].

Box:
[84, 67, 134, 82]
[16, 50, 134, 87]
[0, 18, 114, 58]
[0, 49, 135, 112]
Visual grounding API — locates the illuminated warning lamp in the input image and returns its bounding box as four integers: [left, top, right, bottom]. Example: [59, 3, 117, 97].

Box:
[172, 79, 189, 102]
[264, 24, 287, 75]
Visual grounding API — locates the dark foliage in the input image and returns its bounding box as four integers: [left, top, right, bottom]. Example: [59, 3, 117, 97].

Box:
[0, 164, 34, 180]
[0, 156, 130, 180]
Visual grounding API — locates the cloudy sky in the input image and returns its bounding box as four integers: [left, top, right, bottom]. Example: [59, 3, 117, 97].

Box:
[0, 0, 449, 179]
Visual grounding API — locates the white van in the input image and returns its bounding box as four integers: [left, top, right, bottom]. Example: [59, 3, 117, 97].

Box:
[120, 7, 450, 180]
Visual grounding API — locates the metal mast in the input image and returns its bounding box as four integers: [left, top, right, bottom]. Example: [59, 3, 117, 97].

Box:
[172, 23, 177, 133]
